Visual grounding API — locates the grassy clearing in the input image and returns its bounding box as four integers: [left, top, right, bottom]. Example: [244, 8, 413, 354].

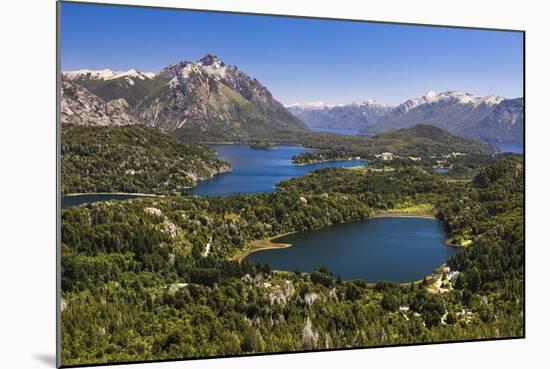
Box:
[373, 203, 435, 218]
[231, 233, 295, 262]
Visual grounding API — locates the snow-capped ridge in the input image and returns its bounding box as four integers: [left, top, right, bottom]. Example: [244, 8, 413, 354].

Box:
[285, 102, 334, 110]
[398, 90, 505, 113]
[478, 95, 505, 106]
[63, 69, 157, 81]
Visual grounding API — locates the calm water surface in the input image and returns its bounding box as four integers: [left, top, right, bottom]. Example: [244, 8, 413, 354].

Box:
[245, 217, 458, 282]
[492, 141, 524, 154]
[192, 144, 365, 196]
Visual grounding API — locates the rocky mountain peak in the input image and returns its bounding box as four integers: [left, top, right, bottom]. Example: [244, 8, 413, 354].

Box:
[198, 53, 225, 68]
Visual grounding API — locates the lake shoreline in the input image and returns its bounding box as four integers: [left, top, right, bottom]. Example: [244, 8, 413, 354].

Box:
[61, 192, 164, 208]
[63, 192, 161, 198]
[232, 232, 297, 262]
[292, 158, 366, 166]
[238, 214, 461, 284]
[370, 212, 436, 219]
[194, 144, 363, 196]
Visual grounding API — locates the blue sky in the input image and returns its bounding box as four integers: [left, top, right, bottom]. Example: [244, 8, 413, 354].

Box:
[61, 2, 523, 105]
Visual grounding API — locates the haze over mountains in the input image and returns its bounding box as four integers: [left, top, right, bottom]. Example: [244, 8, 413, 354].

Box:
[286, 100, 393, 133]
[287, 91, 524, 144]
[62, 54, 308, 139]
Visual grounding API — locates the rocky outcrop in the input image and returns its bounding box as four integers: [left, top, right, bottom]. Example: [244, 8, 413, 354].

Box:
[61, 80, 140, 126]
[302, 317, 319, 350]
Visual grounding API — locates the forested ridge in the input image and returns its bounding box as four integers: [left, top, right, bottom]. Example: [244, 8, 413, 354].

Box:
[61, 124, 230, 195]
[61, 156, 524, 365]
[247, 124, 497, 165]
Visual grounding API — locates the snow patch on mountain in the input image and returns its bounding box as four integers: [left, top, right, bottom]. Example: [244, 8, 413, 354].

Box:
[63, 69, 157, 81]
[477, 95, 506, 106]
[197, 54, 228, 79]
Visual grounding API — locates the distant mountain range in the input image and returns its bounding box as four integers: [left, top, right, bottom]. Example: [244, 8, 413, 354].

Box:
[286, 100, 393, 132]
[62, 54, 308, 139]
[62, 56, 523, 145]
[287, 91, 524, 144]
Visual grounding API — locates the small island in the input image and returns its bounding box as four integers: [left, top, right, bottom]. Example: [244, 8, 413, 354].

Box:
[249, 141, 277, 150]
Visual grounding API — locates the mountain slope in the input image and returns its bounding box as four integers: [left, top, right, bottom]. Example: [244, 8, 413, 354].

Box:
[61, 124, 230, 194]
[369, 91, 504, 133]
[138, 54, 308, 138]
[66, 69, 167, 108]
[459, 97, 524, 143]
[60, 79, 141, 126]
[64, 55, 308, 139]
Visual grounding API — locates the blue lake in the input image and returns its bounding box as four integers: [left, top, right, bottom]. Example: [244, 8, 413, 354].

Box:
[492, 141, 524, 154]
[245, 217, 458, 282]
[191, 144, 365, 196]
[61, 145, 365, 206]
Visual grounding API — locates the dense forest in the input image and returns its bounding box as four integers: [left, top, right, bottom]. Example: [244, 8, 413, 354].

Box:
[61, 124, 230, 195]
[60, 155, 524, 365]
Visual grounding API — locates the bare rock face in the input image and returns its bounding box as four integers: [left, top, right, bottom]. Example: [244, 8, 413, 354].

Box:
[302, 317, 319, 350]
[268, 280, 295, 305]
[144, 207, 162, 217]
[61, 80, 140, 126]
[324, 334, 333, 349]
[60, 297, 68, 312]
[304, 292, 319, 306]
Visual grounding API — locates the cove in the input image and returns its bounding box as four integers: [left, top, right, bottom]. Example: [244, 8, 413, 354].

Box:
[192, 144, 365, 196]
[244, 217, 459, 283]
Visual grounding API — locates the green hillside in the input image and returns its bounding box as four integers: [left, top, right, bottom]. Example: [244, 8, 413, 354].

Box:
[61, 124, 230, 194]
